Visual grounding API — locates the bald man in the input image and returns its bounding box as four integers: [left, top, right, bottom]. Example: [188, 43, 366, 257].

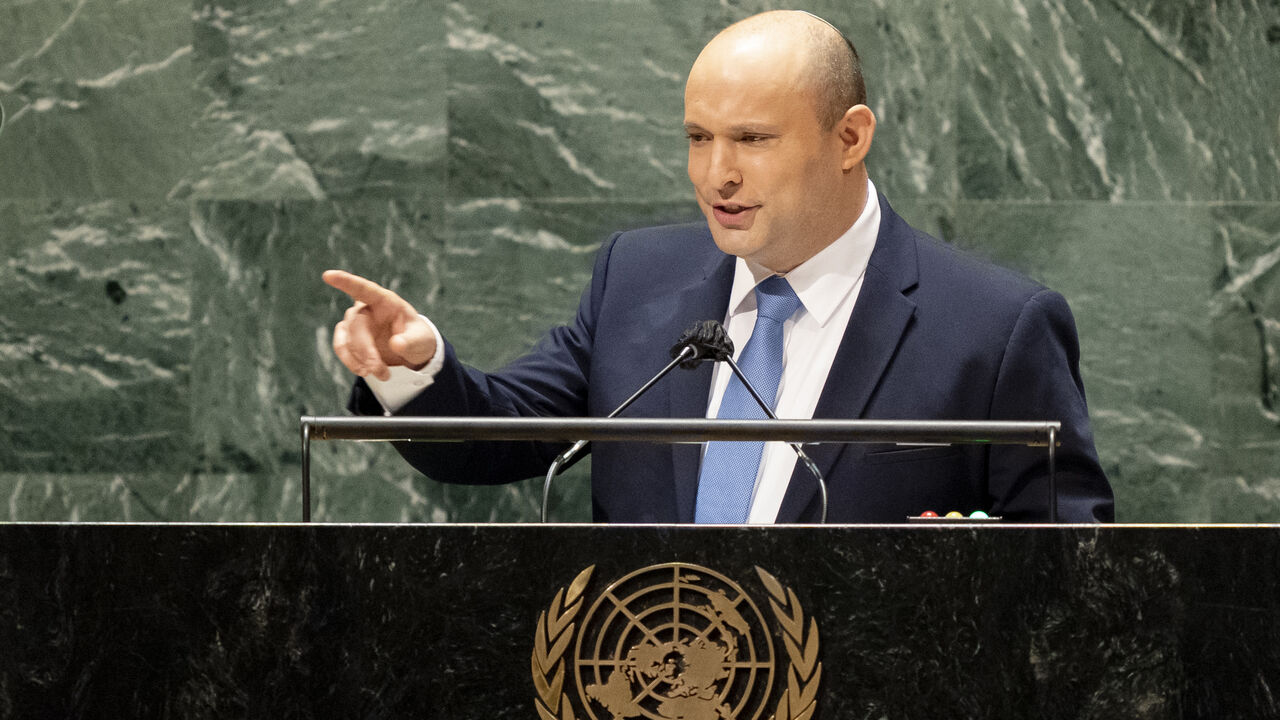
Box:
[326, 11, 1114, 523]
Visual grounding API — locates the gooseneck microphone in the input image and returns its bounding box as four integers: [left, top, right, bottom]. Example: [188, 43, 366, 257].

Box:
[539, 323, 723, 521]
[540, 320, 829, 524]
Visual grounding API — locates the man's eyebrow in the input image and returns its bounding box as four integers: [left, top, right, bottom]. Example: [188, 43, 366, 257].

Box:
[728, 124, 780, 135]
[682, 122, 781, 135]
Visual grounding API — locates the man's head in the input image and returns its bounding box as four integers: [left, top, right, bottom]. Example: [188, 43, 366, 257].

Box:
[684, 11, 876, 272]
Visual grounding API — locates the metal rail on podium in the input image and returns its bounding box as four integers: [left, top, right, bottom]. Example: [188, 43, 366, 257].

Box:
[299, 416, 1061, 523]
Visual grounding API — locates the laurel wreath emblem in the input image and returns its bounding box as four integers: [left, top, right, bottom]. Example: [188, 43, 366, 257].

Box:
[756, 567, 822, 720]
[532, 565, 594, 720]
[532, 565, 819, 720]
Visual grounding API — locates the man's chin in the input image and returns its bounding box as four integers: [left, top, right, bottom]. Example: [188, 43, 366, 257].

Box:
[708, 228, 764, 260]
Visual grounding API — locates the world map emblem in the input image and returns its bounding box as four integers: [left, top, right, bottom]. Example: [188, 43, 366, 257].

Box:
[532, 563, 822, 720]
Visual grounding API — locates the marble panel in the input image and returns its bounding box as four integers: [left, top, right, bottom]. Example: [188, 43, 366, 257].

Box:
[0, 200, 191, 473]
[311, 468, 554, 523]
[3, 0, 1277, 525]
[185, 196, 578, 523]
[877, 197, 957, 244]
[445, 1, 701, 202]
[949, 201, 1214, 521]
[446, 1, 957, 203]
[442, 197, 700, 366]
[0, 0, 197, 199]
[184, 0, 446, 201]
[0, 472, 282, 523]
[0, 460, 575, 524]
[187, 198, 443, 478]
[956, 0, 1280, 201]
[811, 0, 959, 201]
[1208, 203, 1280, 521]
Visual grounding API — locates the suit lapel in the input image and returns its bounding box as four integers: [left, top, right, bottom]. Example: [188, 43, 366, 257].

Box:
[775, 195, 921, 522]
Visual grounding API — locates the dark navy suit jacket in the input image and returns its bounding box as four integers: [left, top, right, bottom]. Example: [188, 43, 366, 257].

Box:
[350, 195, 1114, 523]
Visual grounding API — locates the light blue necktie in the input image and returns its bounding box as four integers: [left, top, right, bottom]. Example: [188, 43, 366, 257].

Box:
[695, 275, 803, 523]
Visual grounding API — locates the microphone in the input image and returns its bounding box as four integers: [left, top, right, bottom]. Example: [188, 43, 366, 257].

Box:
[703, 320, 829, 524]
[539, 323, 721, 521]
[672, 319, 733, 368]
[539, 319, 829, 524]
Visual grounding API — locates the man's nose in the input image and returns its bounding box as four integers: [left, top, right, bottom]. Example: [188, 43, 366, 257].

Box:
[708, 141, 741, 195]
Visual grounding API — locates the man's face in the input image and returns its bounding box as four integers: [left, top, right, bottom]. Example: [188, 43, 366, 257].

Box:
[684, 38, 851, 272]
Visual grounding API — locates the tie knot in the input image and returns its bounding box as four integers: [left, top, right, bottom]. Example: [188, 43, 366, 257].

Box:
[754, 276, 802, 323]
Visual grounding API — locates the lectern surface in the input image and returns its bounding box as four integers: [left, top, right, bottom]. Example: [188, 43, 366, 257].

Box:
[0, 524, 1275, 719]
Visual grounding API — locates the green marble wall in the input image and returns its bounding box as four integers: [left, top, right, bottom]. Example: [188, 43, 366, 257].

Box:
[1, 1, 1276, 523]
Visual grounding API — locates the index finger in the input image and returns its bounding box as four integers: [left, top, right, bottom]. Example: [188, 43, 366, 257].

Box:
[322, 269, 397, 306]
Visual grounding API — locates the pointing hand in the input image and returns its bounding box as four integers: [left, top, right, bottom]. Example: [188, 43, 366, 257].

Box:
[323, 270, 436, 381]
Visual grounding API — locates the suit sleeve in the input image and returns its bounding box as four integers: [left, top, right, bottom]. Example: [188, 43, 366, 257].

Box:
[986, 289, 1114, 521]
[346, 232, 622, 485]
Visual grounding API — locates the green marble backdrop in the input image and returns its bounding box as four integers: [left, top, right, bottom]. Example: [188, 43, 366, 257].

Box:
[0, 1, 1276, 523]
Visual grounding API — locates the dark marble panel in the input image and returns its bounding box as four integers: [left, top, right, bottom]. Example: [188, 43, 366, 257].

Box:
[0, 0, 197, 199]
[446, 1, 957, 203]
[949, 202, 1214, 521]
[314, 468, 556, 523]
[188, 198, 444, 477]
[0, 472, 278, 523]
[442, 197, 699, 366]
[956, 0, 1280, 201]
[878, 197, 956, 243]
[184, 0, 446, 201]
[186, 197, 578, 523]
[0, 200, 191, 472]
[445, 1, 702, 202]
[810, 0, 958, 201]
[1208, 203, 1280, 521]
[2, 0, 1277, 528]
[1, 525, 1278, 718]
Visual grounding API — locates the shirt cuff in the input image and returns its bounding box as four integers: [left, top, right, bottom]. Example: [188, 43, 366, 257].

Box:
[364, 316, 445, 414]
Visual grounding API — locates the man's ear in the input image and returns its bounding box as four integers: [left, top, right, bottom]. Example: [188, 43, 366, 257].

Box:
[838, 104, 876, 171]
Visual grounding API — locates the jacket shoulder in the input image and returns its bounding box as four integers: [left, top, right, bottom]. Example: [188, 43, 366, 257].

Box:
[607, 221, 714, 256]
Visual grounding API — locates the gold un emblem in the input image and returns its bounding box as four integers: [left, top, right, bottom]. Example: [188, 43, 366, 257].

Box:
[532, 562, 821, 720]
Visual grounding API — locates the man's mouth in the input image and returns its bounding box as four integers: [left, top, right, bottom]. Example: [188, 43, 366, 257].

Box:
[712, 203, 759, 229]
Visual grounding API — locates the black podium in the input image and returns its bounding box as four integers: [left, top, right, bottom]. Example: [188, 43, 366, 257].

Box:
[1, 523, 1277, 719]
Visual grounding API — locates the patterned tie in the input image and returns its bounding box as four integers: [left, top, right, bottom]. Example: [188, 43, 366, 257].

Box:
[695, 275, 803, 523]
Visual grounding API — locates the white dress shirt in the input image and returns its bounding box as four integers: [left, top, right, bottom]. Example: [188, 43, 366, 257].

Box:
[368, 179, 882, 522]
[708, 179, 880, 522]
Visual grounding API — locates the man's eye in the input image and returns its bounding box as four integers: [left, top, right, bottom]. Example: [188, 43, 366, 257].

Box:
[741, 135, 769, 144]
[687, 133, 708, 143]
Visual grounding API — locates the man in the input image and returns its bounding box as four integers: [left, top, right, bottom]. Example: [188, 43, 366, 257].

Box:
[325, 11, 1114, 523]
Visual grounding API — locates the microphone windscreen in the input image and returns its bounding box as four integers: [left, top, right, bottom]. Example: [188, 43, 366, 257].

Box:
[671, 320, 734, 369]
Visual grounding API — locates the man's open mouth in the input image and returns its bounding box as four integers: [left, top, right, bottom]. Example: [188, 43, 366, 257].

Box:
[712, 204, 759, 228]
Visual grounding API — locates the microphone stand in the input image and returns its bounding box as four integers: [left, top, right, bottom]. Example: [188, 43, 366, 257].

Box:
[540, 345, 696, 522]
[720, 356, 830, 524]
[539, 319, 829, 524]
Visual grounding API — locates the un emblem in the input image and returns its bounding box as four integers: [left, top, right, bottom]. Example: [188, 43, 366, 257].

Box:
[532, 563, 821, 720]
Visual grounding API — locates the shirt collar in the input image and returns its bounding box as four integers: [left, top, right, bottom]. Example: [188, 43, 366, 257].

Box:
[727, 178, 881, 327]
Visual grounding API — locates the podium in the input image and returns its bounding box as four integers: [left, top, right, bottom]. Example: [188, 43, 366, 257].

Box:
[2, 523, 1277, 718]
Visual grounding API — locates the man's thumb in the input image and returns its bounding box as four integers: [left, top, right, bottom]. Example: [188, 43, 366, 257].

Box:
[388, 333, 410, 356]
[388, 328, 433, 369]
